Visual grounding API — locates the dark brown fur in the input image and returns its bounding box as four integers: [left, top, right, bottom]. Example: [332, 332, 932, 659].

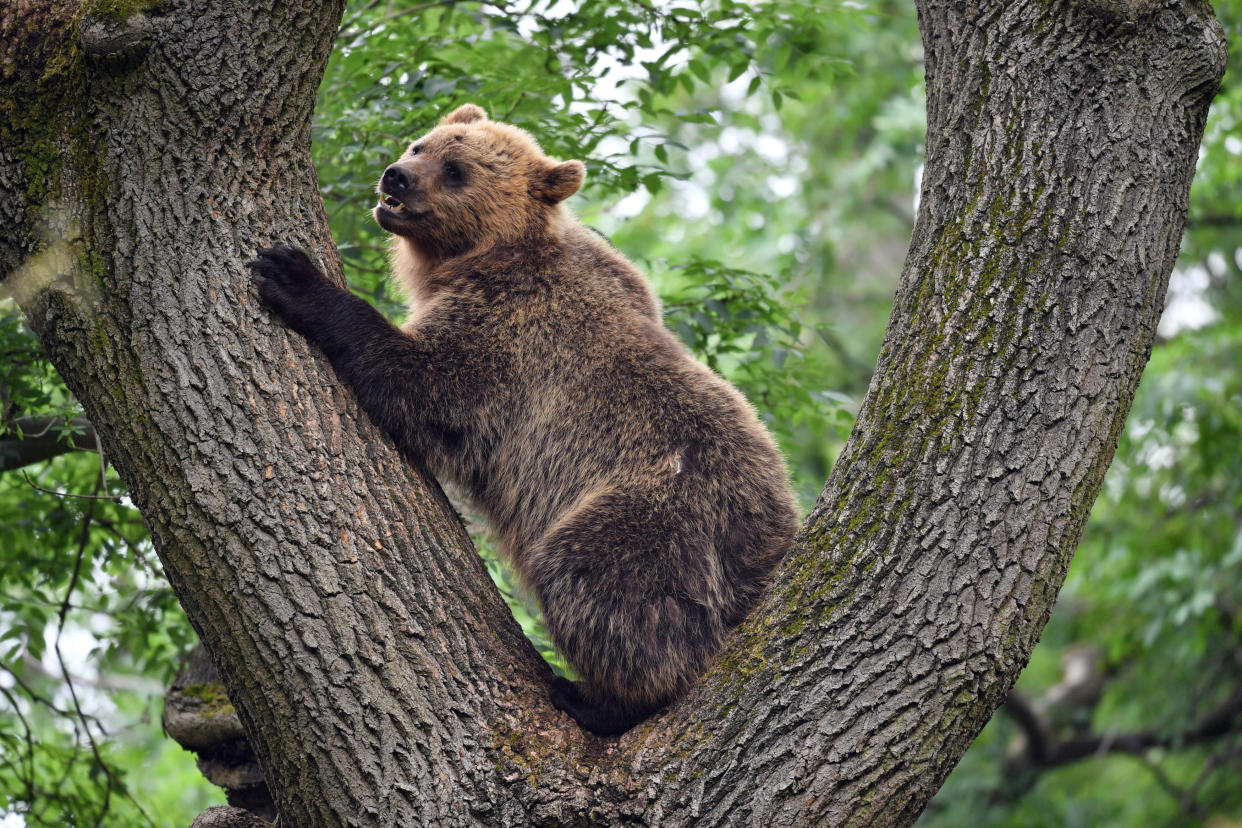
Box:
[249, 104, 798, 735]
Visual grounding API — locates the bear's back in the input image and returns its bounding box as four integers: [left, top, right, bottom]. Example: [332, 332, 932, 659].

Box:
[417, 218, 794, 599]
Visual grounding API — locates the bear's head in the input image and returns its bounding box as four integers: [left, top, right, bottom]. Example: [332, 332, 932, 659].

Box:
[374, 104, 585, 262]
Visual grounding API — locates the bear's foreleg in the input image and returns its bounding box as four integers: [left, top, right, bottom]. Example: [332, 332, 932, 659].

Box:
[248, 246, 434, 455]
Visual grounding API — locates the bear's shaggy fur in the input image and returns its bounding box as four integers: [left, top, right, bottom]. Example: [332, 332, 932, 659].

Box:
[250, 104, 798, 735]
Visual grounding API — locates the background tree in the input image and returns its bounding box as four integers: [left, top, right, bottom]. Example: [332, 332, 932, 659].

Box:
[0, 0, 1236, 825]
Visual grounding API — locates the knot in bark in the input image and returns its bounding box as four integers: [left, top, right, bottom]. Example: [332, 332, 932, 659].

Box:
[80, 13, 152, 66]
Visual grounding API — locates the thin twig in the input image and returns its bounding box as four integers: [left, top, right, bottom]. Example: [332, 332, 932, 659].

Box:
[1182, 738, 1242, 817]
[338, 0, 385, 33]
[55, 482, 113, 827]
[1134, 753, 1187, 804]
[17, 417, 56, 439]
[53, 479, 156, 828]
[91, 516, 154, 569]
[21, 472, 125, 502]
[93, 427, 107, 493]
[338, 0, 464, 41]
[0, 684, 36, 807]
[344, 258, 391, 276]
[1, 664, 77, 719]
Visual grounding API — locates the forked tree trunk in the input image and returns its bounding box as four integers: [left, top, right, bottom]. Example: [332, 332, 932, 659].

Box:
[0, 0, 1225, 825]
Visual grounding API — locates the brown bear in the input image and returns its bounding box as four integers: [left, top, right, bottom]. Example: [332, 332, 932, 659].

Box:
[249, 103, 798, 736]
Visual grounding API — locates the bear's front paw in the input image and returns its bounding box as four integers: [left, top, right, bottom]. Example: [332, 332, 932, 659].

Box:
[248, 246, 337, 335]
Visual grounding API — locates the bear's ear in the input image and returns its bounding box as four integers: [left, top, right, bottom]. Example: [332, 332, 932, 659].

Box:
[534, 160, 585, 205]
[440, 104, 488, 126]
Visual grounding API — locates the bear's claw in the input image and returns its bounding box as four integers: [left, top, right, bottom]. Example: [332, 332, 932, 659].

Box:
[248, 245, 336, 334]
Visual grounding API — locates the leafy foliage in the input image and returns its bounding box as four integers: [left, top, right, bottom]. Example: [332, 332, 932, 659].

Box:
[0, 310, 62, 421]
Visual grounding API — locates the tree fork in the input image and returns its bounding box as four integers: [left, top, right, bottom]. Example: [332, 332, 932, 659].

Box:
[0, 1, 1226, 825]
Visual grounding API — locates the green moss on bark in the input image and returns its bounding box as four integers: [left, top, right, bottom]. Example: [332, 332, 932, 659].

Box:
[181, 682, 237, 718]
[83, 0, 162, 19]
[2, 2, 120, 256]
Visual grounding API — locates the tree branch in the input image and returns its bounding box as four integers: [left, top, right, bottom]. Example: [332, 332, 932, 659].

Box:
[1187, 213, 1242, 228]
[1003, 691, 1053, 765]
[0, 416, 97, 472]
[1004, 686, 1242, 769]
[1048, 693, 1242, 765]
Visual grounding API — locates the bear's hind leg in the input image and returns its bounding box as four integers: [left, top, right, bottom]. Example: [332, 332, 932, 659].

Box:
[531, 489, 727, 736]
[549, 676, 648, 736]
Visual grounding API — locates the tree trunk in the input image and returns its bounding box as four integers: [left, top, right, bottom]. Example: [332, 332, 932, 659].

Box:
[0, 0, 1225, 825]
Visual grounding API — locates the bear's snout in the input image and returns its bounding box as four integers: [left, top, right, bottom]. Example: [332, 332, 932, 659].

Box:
[382, 164, 415, 196]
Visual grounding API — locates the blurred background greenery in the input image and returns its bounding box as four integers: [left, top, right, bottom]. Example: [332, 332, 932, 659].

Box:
[2, 1, 1239, 824]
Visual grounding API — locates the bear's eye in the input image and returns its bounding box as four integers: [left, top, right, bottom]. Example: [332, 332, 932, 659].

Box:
[442, 161, 466, 188]
[409, 144, 422, 156]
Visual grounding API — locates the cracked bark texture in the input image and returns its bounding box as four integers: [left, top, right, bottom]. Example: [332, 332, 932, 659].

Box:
[0, 0, 1225, 825]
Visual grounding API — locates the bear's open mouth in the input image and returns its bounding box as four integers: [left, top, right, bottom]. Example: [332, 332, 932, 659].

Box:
[380, 193, 407, 213]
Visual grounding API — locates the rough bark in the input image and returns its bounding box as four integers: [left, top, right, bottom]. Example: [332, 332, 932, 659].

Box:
[0, 0, 1225, 826]
[190, 805, 271, 828]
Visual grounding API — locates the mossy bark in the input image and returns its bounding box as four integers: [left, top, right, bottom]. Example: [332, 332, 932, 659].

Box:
[0, 0, 1226, 825]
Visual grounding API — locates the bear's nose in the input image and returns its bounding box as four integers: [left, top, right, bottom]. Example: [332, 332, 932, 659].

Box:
[382, 164, 414, 195]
